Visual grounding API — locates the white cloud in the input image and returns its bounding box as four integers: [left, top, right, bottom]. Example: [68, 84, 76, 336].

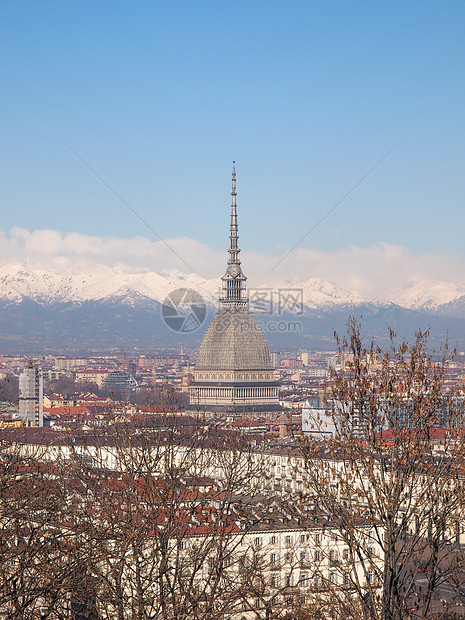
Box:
[261, 243, 465, 305]
[1, 228, 465, 303]
[0, 228, 223, 278]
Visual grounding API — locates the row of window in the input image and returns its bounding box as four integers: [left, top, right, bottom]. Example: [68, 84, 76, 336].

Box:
[247, 578, 377, 615]
[253, 532, 351, 547]
[196, 372, 273, 381]
[253, 533, 315, 547]
[194, 386, 277, 399]
[268, 571, 353, 588]
[269, 548, 352, 564]
[251, 536, 376, 565]
[213, 562, 363, 590]
[182, 549, 376, 591]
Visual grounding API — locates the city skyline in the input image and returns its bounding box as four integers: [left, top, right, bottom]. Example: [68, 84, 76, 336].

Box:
[1, 2, 464, 298]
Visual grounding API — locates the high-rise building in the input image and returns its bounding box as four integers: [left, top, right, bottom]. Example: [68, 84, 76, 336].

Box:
[189, 165, 280, 413]
[19, 361, 44, 427]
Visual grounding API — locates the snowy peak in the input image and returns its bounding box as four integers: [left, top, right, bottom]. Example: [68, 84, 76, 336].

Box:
[0, 263, 369, 310]
[0, 262, 464, 315]
[392, 279, 465, 311]
[299, 277, 368, 308]
[265, 276, 370, 309]
[0, 263, 220, 307]
[0, 264, 72, 303]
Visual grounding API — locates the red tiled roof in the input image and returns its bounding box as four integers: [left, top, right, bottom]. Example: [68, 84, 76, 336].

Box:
[44, 406, 91, 416]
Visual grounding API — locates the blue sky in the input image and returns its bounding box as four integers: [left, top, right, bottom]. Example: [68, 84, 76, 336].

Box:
[1, 1, 464, 281]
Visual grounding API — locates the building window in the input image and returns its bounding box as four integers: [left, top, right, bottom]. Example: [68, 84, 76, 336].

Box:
[315, 533, 320, 544]
[270, 553, 276, 565]
[285, 535, 292, 546]
[330, 573, 337, 585]
[343, 548, 349, 561]
[300, 551, 306, 563]
[271, 535, 276, 545]
[300, 534, 306, 543]
[314, 550, 321, 562]
[343, 572, 350, 586]
[255, 537, 261, 547]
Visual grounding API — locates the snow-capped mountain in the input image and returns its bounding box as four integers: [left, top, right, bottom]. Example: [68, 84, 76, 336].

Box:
[391, 279, 465, 312]
[271, 276, 371, 309]
[0, 263, 220, 306]
[0, 263, 373, 310]
[2, 262, 465, 351]
[1, 261, 465, 315]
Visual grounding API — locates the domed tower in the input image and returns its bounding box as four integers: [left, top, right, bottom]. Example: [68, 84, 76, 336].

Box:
[189, 164, 280, 413]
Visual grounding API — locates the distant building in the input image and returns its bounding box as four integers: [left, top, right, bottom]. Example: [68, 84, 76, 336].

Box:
[105, 371, 137, 395]
[282, 358, 303, 368]
[75, 369, 110, 388]
[301, 398, 335, 438]
[306, 367, 328, 378]
[189, 166, 280, 412]
[270, 351, 279, 368]
[19, 361, 43, 427]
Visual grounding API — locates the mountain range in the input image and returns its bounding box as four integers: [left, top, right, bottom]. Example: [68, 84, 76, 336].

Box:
[2, 262, 465, 352]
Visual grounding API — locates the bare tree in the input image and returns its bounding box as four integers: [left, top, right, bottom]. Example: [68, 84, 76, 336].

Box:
[59, 410, 272, 619]
[300, 318, 465, 619]
[0, 431, 90, 619]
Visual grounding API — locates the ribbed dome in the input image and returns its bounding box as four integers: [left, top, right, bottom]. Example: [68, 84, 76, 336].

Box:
[196, 306, 274, 371]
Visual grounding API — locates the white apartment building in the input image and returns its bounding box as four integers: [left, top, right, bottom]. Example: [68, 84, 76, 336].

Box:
[75, 369, 110, 388]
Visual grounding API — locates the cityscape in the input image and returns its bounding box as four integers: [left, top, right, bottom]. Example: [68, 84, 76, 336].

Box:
[2, 2, 465, 619]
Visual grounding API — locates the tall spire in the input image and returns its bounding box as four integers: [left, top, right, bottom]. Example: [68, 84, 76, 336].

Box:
[229, 162, 239, 263]
[221, 163, 247, 306]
